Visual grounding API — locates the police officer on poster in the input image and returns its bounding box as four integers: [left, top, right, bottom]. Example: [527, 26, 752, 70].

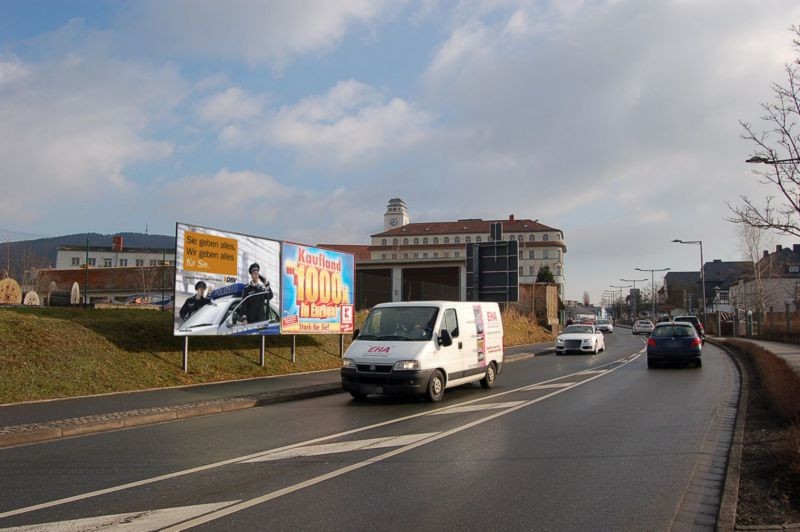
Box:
[240, 263, 273, 323]
[179, 281, 211, 321]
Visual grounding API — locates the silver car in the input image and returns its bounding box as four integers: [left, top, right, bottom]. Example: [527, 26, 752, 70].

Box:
[632, 319, 654, 335]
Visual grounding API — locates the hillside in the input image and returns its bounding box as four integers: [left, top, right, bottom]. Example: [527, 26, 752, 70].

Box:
[0, 307, 554, 404]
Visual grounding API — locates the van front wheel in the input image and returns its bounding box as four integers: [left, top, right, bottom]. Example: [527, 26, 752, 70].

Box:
[426, 370, 445, 402]
[480, 362, 497, 389]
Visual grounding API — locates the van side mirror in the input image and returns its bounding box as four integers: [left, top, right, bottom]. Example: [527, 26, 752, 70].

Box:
[438, 329, 453, 347]
[352, 328, 360, 341]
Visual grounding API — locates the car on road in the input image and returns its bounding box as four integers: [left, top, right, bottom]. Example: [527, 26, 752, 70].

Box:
[596, 318, 614, 333]
[673, 315, 705, 342]
[632, 319, 654, 335]
[646, 322, 702, 368]
[555, 324, 605, 355]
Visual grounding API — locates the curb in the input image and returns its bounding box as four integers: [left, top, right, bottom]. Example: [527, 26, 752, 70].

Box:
[0, 350, 550, 450]
[706, 338, 747, 531]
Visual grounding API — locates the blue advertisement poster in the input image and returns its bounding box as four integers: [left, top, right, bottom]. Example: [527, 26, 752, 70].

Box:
[280, 243, 355, 334]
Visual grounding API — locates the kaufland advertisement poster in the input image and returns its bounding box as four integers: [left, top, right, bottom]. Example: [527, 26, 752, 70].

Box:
[174, 223, 281, 336]
[280, 243, 355, 334]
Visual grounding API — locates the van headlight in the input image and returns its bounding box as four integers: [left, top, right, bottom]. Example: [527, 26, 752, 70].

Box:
[393, 360, 421, 371]
[556, 338, 564, 344]
[342, 358, 355, 369]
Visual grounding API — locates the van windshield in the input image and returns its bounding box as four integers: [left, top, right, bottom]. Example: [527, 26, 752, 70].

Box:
[358, 306, 439, 342]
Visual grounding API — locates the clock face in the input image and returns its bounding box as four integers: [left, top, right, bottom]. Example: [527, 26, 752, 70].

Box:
[389, 218, 398, 226]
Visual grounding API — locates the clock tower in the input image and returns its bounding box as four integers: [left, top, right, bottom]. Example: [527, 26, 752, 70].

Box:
[384, 197, 410, 231]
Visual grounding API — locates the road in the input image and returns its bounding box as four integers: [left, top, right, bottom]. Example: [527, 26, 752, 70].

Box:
[0, 329, 738, 531]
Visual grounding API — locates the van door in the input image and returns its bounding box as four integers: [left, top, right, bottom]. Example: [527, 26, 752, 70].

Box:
[438, 307, 464, 380]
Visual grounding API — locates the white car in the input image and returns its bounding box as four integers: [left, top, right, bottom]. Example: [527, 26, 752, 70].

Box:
[596, 319, 614, 333]
[632, 320, 654, 335]
[555, 324, 605, 355]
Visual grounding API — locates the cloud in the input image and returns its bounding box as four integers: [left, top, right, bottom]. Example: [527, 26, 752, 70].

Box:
[0, 26, 186, 225]
[197, 87, 266, 126]
[125, 0, 395, 68]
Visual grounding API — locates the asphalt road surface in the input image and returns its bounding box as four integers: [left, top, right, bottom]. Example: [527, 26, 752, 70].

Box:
[0, 329, 738, 531]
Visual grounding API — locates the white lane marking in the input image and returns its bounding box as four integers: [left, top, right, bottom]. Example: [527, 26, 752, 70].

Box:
[523, 382, 575, 390]
[0, 351, 642, 520]
[578, 370, 609, 375]
[3, 501, 240, 531]
[242, 433, 439, 463]
[163, 355, 641, 531]
[429, 401, 526, 415]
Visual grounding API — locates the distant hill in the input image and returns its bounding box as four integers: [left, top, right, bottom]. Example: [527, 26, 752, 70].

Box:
[0, 232, 176, 275]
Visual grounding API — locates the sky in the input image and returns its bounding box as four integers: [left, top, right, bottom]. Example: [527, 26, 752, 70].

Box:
[1, 0, 799, 302]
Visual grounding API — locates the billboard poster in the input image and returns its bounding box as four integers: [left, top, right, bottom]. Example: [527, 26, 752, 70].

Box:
[280, 243, 355, 334]
[173, 223, 281, 336]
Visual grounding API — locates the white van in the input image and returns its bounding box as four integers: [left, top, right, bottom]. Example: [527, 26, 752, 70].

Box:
[341, 301, 504, 402]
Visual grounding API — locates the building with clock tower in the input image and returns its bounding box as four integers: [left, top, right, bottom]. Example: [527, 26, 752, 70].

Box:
[384, 197, 410, 231]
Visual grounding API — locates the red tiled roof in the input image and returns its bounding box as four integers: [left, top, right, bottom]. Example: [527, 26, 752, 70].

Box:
[317, 244, 371, 261]
[371, 218, 561, 237]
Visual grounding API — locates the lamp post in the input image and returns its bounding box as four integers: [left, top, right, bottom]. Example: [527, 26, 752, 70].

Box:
[672, 239, 706, 326]
[620, 278, 647, 319]
[745, 156, 800, 164]
[610, 284, 631, 320]
[635, 267, 671, 319]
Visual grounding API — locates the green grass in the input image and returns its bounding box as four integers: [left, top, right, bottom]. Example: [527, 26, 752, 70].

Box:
[0, 306, 554, 404]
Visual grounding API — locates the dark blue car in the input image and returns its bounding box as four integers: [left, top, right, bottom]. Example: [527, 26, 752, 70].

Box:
[646, 322, 702, 369]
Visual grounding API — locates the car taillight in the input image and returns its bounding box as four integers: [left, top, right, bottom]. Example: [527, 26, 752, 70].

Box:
[690, 338, 702, 348]
[647, 338, 657, 347]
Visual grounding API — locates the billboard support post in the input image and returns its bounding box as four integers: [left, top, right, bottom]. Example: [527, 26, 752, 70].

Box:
[291, 335, 296, 363]
[260, 336, 266, 367]
[339, 334, 344, 357]
[183, 337, 189, 373]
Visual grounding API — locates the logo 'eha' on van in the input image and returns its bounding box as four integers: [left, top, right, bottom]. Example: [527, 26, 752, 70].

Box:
[487, 311, 498, 322]
[368, 346, 391, 353]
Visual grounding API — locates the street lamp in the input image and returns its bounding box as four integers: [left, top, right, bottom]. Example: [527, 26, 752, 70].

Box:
[620, 278, 647, 319]
[635, 267, 671, 318]
[672, 239, 706, 326]
[746, 155, 800, 164]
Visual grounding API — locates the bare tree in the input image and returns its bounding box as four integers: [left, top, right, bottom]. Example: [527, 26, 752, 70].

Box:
[738, 224, 773, 314]
[729, 26, 800, 235]
[582, 290, 590, 306]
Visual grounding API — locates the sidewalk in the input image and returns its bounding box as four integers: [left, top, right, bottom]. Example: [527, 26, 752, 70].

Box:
[0, 341, 554, 448]
[709, 336, 800, 375]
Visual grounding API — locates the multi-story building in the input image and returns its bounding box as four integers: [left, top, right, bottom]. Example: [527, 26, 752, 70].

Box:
[371, 198, 566, 289]
[56, 245, 175, 269]
[730, 244, 800, 312]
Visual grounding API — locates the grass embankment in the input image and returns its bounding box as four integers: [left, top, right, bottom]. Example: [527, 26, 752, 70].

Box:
[0, 307, 553, 404]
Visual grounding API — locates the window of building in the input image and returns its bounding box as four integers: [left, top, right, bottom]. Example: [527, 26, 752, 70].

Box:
[423, 252, 428, 258]
[529, 234, 535, 241]
[543, 234, 549, 241]
[381, 253, 387, 259]
[433, 252, 438, 258]
[508, 234, 515, 241]
[119, 259, 128, 267]
[517, 235, 523, 242]
[465, 236, 471, 243]
[554, 250, 560, 258]
[87, 258, 96, 266]
[403, 238, 409, 245]
[103, 258, 112, 267]
[451, 236, 458, 244]
[455, 251, 460, 258]
[528, 250, 535, 259]
[543, 250, 549, 259]
[423, 237, 428, 245]
[444, 237, 450, 244]
[414, 237, 419, 245]
[555, 267, 562, 276]
[414, 253, 419, 258]
[149, 260, 158, 266]
[381, 239, 387, 245]
[476, 236, 482, 243]
[519, 250, 523, 259]
[444, 252, 449, 257]
[433, 237, 438, 244]
[403, 253, 408, 258]
[529, 266, 536, 275]
[393, 238, 399, 245]
[71, 257, 79, 266]
[519, 266, 524, 275]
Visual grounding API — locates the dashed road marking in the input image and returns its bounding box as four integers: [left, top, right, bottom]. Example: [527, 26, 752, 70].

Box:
[523, 382, 576, 390]
[429, 401, 526, 415]
[242, 433, 439, 462]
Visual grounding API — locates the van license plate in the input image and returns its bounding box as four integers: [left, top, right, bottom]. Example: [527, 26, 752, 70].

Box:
[376, 386, 383, 393]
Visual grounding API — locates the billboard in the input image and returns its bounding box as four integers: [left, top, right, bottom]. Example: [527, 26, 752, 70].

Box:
[174, 223, 281, 336]
[280, 243, 355, 334]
